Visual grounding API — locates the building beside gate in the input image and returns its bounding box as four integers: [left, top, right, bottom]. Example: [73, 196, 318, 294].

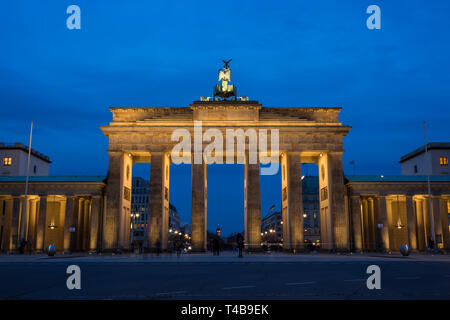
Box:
[0, 176, 105, 253]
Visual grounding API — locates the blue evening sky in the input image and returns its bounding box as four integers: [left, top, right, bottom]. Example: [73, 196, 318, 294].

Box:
[1, 1, 449, 235]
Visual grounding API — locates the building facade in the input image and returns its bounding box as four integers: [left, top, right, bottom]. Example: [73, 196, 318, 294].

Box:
[0, 176, 105, 253]
[400, 143, 450, 176]
[0, 142, 51, 176]
[346, 175, 450, 252]
[261, 210, 282, 243]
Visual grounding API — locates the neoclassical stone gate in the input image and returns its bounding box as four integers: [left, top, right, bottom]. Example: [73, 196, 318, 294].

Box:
[100, 100, 351, 252]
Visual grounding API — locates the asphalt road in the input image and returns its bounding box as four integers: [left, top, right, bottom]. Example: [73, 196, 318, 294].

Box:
[0, 254, 449, 300]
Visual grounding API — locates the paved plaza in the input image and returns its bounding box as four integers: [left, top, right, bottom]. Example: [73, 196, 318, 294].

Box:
[0, 252, 449, 300]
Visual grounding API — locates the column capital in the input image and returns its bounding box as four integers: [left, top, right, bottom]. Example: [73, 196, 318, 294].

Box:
[107, 150, 124, 156]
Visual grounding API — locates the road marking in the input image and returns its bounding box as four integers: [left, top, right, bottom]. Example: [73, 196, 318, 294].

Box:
[221, 285, 256, 290]
[395, 276, 420, 280]
[344, 279, 365, 282]
[156, 291, 186, 295]
[285, 281, 316, 286]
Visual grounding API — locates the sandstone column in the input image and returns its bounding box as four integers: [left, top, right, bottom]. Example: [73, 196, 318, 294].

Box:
[63, 196, 75, 252]
[104, 151, 133, 251]
[432, 196, 443, 248]
[0, 199, 3, 251]
[27, 199, 38, 250]
[10, 197, 21, 250]
[149, 152, 170, 250]
[415, 198, 425, 251]
[36, 195, 47, 251]
[244, 152, 261, 251]
[377, 196, 390, 252]
[368, 198, 376, 250]
[1, 198, 13, 252]
[82, 199, 91, 251]
[191, 155, 207, 252]
[89, 196, 102, 252]
[405, 195, 417, 250]
[350, 196, 363, 251]
[318, 152, 348, 251]
[361, 199, 369, 250]
[328, 152, 348, 251]
[281, 153, 303, 251]
[77, 198, 85, 251]
[441, 199, 449, 250]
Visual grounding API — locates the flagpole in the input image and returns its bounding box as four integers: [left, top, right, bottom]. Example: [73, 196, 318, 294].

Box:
[423, 121, 435, 248]
[19, 121, 33, 249]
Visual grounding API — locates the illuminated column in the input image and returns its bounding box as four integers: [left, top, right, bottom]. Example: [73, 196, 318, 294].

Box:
[377, 196, 390, 252]
[441, 199, 449, 249]
[244, 152, 261, 251]
[0, 199, 3, 251]
[422, 198, 431, 246]
[63, 196, 75, 252]
[415, 198, 425, 251]
[27, 199, 38, 250]
[405, 195, 417, 250]
[9, 197, 21, 250]
[318, 152, 348, 251]
[89, 196, 102, 252]
[82, 199, 90, 251]
[368, 198, 376, 250]
[361, 199, 369, 250]
[432, 196, 444, 248]
[149, 152, 170, 250]
[36, 195, 47, 251]
[104, 151, 133, 251]
[281, 152, 303, 251]
[1, 198, 13, 252]
[77, 197, 85, 251]
[191, 154, 207, 252]
[350, 196, 363, 251]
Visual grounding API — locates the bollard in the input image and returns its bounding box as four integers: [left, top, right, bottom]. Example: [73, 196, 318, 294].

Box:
[47, 244, 56, 256]
[400, 244, 410, 256]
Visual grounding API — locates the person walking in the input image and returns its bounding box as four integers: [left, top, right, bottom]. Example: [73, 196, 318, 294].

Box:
[236, 233, 244, 258]
[176, 239, 183, 258]
[213, 238, 220, 256]
[156, 240, 161, 256]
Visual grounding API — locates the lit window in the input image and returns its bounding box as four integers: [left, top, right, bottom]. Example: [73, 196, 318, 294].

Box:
[3, 157, 12, 166]
[440, 156, 448, 166]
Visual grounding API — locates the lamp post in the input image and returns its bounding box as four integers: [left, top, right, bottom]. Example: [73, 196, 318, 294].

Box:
[19, 121, 33, 250]
[423, 121, 435, 249]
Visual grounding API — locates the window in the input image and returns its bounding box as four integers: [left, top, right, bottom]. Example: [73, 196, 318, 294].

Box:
[3, 157, 12, 166]
[33, 165, 37, 174]
[414, 165, 418, 173]
[440, 156, 448, 166]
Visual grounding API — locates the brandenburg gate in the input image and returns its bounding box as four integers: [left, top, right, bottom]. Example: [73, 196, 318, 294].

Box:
[100, 62, 351, 252]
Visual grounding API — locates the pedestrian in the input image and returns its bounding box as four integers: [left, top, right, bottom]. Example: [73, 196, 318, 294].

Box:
[236, 233, 244, 258]
[428, 237, 435, 253]
[175, 240, 181, 257]
[156, 240, 161, 256]
[213, 238, 220, 256]
[19, 238, 27, 254]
